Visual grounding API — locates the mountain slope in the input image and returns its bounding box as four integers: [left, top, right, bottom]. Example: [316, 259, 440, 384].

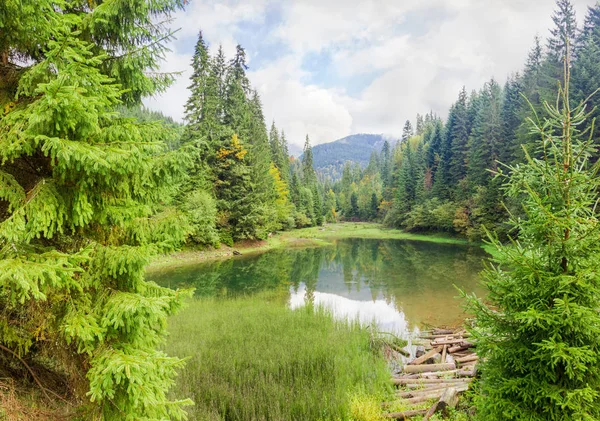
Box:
[310, 134, 391, 182]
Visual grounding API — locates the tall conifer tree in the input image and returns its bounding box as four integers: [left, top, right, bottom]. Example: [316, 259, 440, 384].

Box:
[0, 1, 193, 419]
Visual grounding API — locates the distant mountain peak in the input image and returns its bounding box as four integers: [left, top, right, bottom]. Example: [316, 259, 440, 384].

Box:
[307, 133, 396, 182]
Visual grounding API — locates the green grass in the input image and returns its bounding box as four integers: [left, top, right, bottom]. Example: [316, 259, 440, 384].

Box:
[289, 223, 469, 245]
[165, 293, 392, 421]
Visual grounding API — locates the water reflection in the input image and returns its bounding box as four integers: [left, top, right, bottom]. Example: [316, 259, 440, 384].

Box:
[148, 238, 488, 334]
[290, 283, 415, 336]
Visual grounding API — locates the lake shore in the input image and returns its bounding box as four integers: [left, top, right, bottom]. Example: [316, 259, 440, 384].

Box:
[146, 222, 471, 272]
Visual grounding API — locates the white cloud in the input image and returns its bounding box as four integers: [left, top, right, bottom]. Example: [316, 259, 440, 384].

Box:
[249, 55, 353, 146]
[145, 0, 598, 150]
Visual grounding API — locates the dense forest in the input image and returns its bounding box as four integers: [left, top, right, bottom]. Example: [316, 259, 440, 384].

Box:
[325, 0, 600, 240]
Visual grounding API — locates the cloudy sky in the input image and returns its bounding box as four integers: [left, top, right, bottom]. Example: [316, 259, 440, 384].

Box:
[145, 0, 596, 154]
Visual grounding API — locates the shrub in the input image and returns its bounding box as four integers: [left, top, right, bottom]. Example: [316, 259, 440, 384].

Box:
[183, 189, 220, 247]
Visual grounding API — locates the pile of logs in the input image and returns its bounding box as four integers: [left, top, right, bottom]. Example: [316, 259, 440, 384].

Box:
[385, 328, 478, 419]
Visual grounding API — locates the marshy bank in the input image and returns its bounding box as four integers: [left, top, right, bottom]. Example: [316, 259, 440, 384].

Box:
[151, 237, 487, 420]
[164, 294, 392, 420]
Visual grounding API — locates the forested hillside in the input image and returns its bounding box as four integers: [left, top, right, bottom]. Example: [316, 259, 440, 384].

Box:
[325, 1, 600, 240]
[309, 133, 388, 182]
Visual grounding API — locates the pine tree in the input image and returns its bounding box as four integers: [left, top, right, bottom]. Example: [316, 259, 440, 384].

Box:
[247, 91, 273, 210]
[393, 144, 417, 221]
[466, 44, 600, 421]
[369, 192, 380, 220]
[182, 31, 210, 143]
[280, 130, 291, 180]
[402, 120, 414, 141]
[468, 79, 503, 189]
[302, 135, 318, 187]
[499, 74, 524, 166]
[289, 171, 301, 208]
[541, 0, 578, 103]
[447, 87, 470, 194]
[350, 192, 360, 218]
[223, 45, 251, 136]
[380, 140, 392, 190]
[573, 4, 600, 143]
[516, 36, 546, 162]
[0, 1, 192, 419]
[214, 134, 261, 240]
[269, 122, 291, 183]
[548, 0, 578, 64]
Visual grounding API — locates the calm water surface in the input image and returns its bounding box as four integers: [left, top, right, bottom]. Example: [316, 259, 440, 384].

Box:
[148, 238, 488, 337]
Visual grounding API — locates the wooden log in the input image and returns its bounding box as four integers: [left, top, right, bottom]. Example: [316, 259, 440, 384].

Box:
[455, 354, 479, 364]
[408, 346, 442, 365]
[393, 377, 472, 385]
[445, 353, 455, 366]
[397, 382, 469, 398]
[448, 342, 475, 353]
[437, 387, 460, 415]
[404, 382, 449, 389]
[423, 401, 440, 420]
[403, 363, 455, 374]
[431, 338, 464, 346]
[456, 366, 477, 377]
[432, 329, 454, 335]
[418, 333, 468, 340]
[403, 390, 447, 404]
[416, 369, 459, 378]
[386, 409, 428, 419]
[441, 345, 447, 362]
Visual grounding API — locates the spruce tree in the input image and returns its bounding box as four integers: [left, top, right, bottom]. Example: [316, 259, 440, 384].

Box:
[394, 144, 417, 220]
[0, 1, 192, 419]
[468, 79, 503, 189]
[573, 5, 600, 142]
[548, 0, 578, 64]
[247, 91, 274, 212]
[415, 114, 425, 136]
[541, 0, 578, 103]
[500, 74, 524, 166]
[402, 120, 414, 141]
[182, 31, 210, 143]
[302, 135, 318, 187]
[280, 130, 291, 181]
[467, 44, 600, 420]
[380, 140, 392, 190]
[516, 36, 545, 162]
[447, 87, 470, 194]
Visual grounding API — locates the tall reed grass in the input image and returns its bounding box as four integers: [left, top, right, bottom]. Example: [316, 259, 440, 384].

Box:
[165, 293, 391, 420]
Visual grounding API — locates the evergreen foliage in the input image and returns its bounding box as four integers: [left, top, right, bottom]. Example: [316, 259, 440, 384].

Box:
[0, 1, 193, 419]
[466, 43, 600, 421]
[320, 0, 600, 240]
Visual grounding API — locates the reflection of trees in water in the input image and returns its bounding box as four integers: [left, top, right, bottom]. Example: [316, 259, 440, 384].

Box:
[322, 239, 486, 311]
[150, 240, 487, 316]
[149, 251, 296, 297]
[290, 248, 326, 306]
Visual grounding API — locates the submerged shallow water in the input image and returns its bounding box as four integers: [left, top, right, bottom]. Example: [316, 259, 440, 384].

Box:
[148, 238, 488, 336]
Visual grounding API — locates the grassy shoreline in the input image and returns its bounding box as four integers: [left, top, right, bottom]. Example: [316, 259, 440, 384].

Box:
[147, 222, 472, 272]
[166, 294, 393, 420]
